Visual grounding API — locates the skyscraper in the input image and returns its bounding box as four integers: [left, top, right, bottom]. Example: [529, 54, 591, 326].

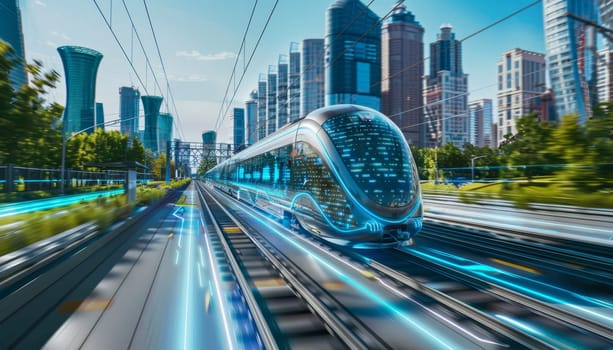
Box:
[496, 48, 546, 144]
[301, 38, 325, 117]
[57, 46, 103, 135]
[202, 130, 217, 145]
[0, 0, 27, 89]
[141, 95, 163, 154]
[325, 0, 381, 110]
[600, 0, 612, 49]
[233, 107, 245, 150]
[245, 90, 258, 145]
[158, 112, 173, 154]
[257, 74, 267, 140]
[543, 0, 599, 123]
[596, 48, 613, 103]
[95, 102, 104, 130]
[277, 55, 289, 129]
[381, 2, 425, 147]
[468, 99, 493, 148]
[267, 65, 278, 135]
[424, 25, 469, 149]
[289, 42, 301, 122]
[119, 86, 140, 140]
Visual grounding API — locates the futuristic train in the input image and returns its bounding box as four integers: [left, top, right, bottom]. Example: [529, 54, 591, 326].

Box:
[205, 104, 423, 247]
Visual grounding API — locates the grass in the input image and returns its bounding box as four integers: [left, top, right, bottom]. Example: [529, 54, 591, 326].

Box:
[0, 178, 192, 257]
[422, 178, 613, 209]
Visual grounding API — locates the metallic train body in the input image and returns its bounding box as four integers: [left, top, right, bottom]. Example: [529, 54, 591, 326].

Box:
[205, 105, 423, 246]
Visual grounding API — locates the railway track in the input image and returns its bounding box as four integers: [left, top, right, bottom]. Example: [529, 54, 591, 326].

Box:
[196, 182, 391, 349]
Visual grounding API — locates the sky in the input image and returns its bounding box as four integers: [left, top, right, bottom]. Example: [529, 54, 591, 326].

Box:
[20, 0, 545, 143]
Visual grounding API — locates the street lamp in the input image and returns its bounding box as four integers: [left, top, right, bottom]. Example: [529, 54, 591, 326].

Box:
[60, 115, 139, 194]
[470, 155, 486, 182]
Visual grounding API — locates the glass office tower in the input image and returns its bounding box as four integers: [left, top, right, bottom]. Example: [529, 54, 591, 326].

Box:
[141, 95, 163, 154]
[0, 0, 27, 89]
[58, 46, 103, 135]
[119, 86, 140, 141]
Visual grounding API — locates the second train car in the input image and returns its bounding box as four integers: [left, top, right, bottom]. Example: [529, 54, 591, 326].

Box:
[205, 104, 423, 247]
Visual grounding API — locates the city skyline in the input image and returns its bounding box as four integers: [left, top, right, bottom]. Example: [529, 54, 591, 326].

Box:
[18, 0, 548, 144]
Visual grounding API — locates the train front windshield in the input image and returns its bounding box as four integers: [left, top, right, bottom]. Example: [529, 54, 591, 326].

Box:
[322, 110, 419, 209]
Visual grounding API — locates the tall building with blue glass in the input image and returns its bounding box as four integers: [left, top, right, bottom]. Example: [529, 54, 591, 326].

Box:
[202, 130, 217, 145]
[289, 42, 301, 123]
[257, 74, 267, 140]
[119, 86, 140, 141]
[0, 0, 27, 89]
[141, 95, 163, 154]
[543, 0, 599, 123]
[277, 56, 289, 128]
[267, 65, 278, 135]
[95, 102, 104, 130]
[158, 112, 173, 154]
[424, 25, 469, 149]
[233, 107, 245, 150]
[301, 38, 325, 117]
[245, 90, 258, 145]
[325, 0, 381, 110]
[57, 46, 103, 135]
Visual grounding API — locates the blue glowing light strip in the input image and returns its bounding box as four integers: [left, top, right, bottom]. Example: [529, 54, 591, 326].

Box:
[413, 248, 613, 326]
[218, 196, 458, 350]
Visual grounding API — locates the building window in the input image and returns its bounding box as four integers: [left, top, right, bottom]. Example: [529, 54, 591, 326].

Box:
[356, 62, 370, 94]
[506, 73, 511, 89]
[506, 55, 511, 71]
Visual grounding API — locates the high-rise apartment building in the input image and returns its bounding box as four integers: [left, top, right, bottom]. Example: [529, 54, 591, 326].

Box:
[233, 107, 245, 150]
[158, 112, 173, 153]
[95, 102, 104, 130]
[267, 65, 278, 135]
[245, 90, 258, 145]
[277, 56, 289, 129]
[381, 2, 425, 147]
[0, 0, 27, 89]
[301, 38, 325, 117]
[257, 74, 267, 140]
[597, 48, 613, 103]
[600, 0, 612, 49]
[468, 99, 493, 148]
[424, 25, 469, 149]
[289, 42, 301, 122]
[57, 46, 103, 135]
[496, 48, 546, 144]
[325, 0, 381, 110]
[119, 86, 140, 141]
[543, 0, 599, 123]
[141, 95, 163, 154]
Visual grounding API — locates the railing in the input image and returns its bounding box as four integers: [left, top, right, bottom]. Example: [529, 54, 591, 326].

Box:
[1, 164, 152, 193]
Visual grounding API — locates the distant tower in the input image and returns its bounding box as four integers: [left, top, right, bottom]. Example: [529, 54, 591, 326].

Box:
[496, 48, 546, 144]
[202, 130, 217, 145]
[301, 38, 325, 117]
[277, 55, 289, 128]
[424, 25, 469, 149]
[0, 0, 27, 89]
[325, 0, 381, 110]
[468, 99, 493, 147]
[381, 2, 425, 147]
[245, 90, 258, 145]
[141, 95, 163, 154]
[57, 46, 103, 135]
[95, 102, 104, 130]
[596, 49, 613, 103]
[257, 74, 267, 140]
[119, 86, 140, 141]
[289, 42, 301, 122]
[267, 65, 278, 135]
[601, 0, 613, 49]
[158, 112, 173, 154]
[233, 107, 245, 151]
[543, 0, 599, 122]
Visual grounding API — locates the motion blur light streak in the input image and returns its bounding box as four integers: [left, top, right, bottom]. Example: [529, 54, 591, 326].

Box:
[218, 196, 458, 350]
[202, 214, 235, 350]
[495, 315, 580, 350]
[413, 248, 613, 327]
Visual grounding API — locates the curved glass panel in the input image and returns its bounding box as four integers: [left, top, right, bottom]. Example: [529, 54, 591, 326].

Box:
[322, 110, 418, 208]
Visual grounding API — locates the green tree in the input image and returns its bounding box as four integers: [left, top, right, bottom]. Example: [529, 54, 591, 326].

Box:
[0, 41, 64, 167]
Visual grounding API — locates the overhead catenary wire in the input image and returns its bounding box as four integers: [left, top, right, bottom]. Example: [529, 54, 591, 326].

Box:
[142, 0, 186, 141]
[216, 0, 281, 131]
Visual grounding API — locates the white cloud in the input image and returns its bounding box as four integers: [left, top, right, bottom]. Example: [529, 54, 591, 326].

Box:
[176, 50, 236, 61]
[35, 0, 47, 7]
[169, 73, 208, 82]
[46, 40, 57, 47]
[51, 31, 72, 41]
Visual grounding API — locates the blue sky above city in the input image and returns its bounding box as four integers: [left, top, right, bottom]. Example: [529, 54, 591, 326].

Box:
[20, 0, 545, 143]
